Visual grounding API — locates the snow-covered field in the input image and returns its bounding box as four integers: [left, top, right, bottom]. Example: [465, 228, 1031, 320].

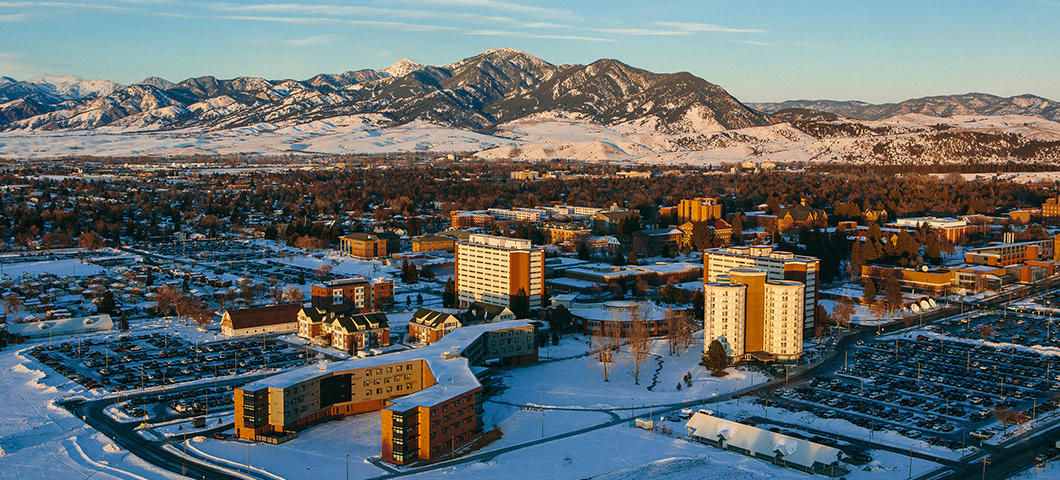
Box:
[6, 112, 1060, 167]
[0, 348, 183, 480]
[496, 336, 769, 410]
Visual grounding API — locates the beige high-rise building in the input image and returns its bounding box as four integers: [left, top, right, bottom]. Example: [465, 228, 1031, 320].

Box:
[704, 245, 819, 331]
[456, 234, 545, 311]
[704, 267, 804, 363]
[678, 197, 722, 224]
[704, 282, 747, 358]
[763, 280, 804, 361]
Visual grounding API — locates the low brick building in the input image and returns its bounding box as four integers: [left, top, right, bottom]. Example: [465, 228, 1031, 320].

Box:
[220, 303, 303, 338]
[234, 321, 537, 464]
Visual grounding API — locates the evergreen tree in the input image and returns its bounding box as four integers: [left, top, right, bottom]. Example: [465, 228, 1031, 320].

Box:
[442, 277, 456, 308]
[925, 234, 942, 265]
[97, 290, 118, 316]
[416, 293, 423, 305]
[701, 339, 729, 374]
[577, 241, 591, 261]
[731, 214, 743, 246]
[862, 278, 877, 305]
[511, 287, 530, 319]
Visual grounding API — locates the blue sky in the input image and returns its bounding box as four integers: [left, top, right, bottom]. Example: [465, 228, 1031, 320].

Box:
[1, 0, 1058, 103]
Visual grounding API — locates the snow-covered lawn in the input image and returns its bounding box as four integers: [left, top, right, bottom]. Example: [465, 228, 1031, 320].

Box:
[402, 419, 942, 480]
[190, 411, 388, 479]
[0, 347, 184, 479]
[495, 336, 770, 410]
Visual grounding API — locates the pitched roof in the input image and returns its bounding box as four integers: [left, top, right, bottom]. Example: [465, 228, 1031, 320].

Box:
[332, 311, 390, 333]
[595, 209, 636, 222]
[462, 302, 514, 324]
[299, 303, 353, 323]
[410, 308, 460, 328]
[686, 413, 841, 470]
[225, 303, 303, 330]
[342, 233, 382, 241]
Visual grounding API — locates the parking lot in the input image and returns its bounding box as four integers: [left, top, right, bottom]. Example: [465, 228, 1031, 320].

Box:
[765, 310, 1060, 451]
[28, 332, 308, 393]
[119, 384, 235, 420]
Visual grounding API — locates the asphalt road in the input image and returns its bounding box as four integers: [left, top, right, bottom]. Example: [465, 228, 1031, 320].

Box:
[60, 375, 270, 480]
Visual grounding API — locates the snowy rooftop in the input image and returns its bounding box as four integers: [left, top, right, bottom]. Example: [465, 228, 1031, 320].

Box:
[242, 321, 535, 407]
[6, 314, 113, 339]
[685, 412, 841, 470]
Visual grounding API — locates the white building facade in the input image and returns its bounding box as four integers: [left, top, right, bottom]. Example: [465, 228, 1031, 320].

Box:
[456, 234, 545, 311]
[704, 245, 819, 331]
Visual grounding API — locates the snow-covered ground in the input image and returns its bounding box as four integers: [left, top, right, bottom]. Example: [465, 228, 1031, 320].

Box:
[5, 112, 1059, 166]
[191, 410, 387, 479]
[495, 336, 769, 410]
[0, 347, 185, 479]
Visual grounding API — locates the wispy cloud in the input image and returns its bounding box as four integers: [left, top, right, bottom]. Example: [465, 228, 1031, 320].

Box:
[205, 2, 567, 29]
[394, 0, 578, 20]
[595, 27, 691, 36]
[655, 21, 766, 34]
[0, 12, 28, 20]
[0, 1, 135, 10]
[284, 33, 334, 46]
[224, 14, 610, 40]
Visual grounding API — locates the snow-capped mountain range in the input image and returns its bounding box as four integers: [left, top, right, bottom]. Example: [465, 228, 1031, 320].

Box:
[0, 48, 1058, 164]
[0, 48, 769, 134]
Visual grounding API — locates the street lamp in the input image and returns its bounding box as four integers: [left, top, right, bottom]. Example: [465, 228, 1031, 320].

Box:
[307, 467, 311, 480]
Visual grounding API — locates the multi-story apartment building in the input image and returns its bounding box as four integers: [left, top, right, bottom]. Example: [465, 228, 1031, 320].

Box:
[486, 207, 548, 223]
[704, 267, 804, 363]
[296, 305, 390, 351]
[704, 245, 819, 331]
[1042, 195, 1060, 218]
[541, 223, 592, 246]
[234, 321, 537, 464]
[411, 235, 457, 253]
[449, 210, 495, 229]
[678, 197, 723, 224]
[310, 277, 393, 311]
[339, 233, 388, 259]
[455, 234, 545, 311]
[538, 205, 602, 217]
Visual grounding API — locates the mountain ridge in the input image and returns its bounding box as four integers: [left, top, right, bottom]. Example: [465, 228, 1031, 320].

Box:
[748, 93, 1060, 123]
[0, 49, 770, 134]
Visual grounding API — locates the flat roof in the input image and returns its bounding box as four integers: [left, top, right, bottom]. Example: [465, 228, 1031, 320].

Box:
[241, 321, 535, 408]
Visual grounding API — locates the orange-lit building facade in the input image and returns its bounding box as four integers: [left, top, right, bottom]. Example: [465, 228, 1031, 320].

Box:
[310, 277, 393, 311]
[234, 322, 537, 464]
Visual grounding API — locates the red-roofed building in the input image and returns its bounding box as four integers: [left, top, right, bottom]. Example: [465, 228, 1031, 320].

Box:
[220, 303, 303, 337]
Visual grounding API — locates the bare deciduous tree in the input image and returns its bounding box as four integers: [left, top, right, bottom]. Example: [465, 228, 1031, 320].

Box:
[3, 294, 24, 322]
[833, 297, 856, 329]
[154, 286, 181, 318]
[77, 231, 105, 251]
[282, 285, 305, 304]
[588, 320, 623, 382]
[315, 264, 333, 282]
[190, 301, 214, 331]
[625, 319, 651, 385]
[665, 307, 681, 356]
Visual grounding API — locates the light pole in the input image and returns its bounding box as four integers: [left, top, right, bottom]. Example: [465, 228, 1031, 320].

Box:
[346, 455, 349, 480]
[307, 467, 311, 480]
[908, 443, 913, 479]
